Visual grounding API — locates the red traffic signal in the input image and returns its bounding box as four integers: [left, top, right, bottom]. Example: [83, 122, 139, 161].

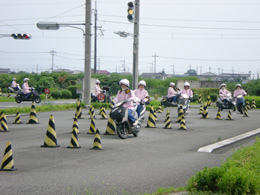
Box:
[11, 33, 31, 40]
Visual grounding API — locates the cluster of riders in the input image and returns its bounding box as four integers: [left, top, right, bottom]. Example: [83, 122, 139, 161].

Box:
[10, 77, 32, 97]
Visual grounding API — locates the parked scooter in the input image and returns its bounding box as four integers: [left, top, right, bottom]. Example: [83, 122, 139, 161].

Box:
[15, 88, 41, 103]
[216, 93, 236, 111]
[110, 100, 147, 139]
[236, 94, 245, 114]
[8, 84, 21, 94]
[177, 94, 191, 115]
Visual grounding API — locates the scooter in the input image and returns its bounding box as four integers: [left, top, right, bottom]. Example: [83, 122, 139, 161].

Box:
[177, 94, 191, 116]
[236, 95, 245, 114]
[91, 87, 113, 103]
[160, 95, 179, 108]
[15, 88, 41, 103]
[8, 84, 21, 94]
[110, 100, 147, 139]
[216, 93, 236, 111]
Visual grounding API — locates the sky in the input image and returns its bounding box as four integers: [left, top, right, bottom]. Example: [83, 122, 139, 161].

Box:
[0, 0, 260, 78]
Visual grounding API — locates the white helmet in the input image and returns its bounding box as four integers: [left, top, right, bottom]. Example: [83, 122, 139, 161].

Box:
[169, 82, 175, 87]
[138, 80, 146, 87]
[95, 79, 100, 84]
[23, 78, 29, 82]
[184, 81, 190, 87]
[119, 79, 130, 87]
[13, 78, 16, 81]
[236, 84, 242, 88]
[220, 83, 226, 88]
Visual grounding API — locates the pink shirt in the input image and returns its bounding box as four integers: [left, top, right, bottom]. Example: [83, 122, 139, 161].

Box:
[219, 88, 231, 100]
[114, 89, 137, 110]
[22, 82, 30, 94]
[11, 81, 17, 88]
[95, 85, 102, 96]
[134, 88, 149, 104]
[233, 89, 247, 101]
[167, 87, 178, 98]
[179, 88, 193, 98]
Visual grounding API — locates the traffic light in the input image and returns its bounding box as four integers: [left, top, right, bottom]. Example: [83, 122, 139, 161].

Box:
[11, 33, 31, 40]
[127, 2, 134, 23]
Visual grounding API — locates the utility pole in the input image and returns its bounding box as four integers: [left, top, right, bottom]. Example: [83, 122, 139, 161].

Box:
[232, 66, 234, 74]
[218, 68, 220, 75]
[209, 67, 211, 73]
[121, 60, 126, 73]
[50, 49, 56, 72]
[132, 0, 140, 89]
[152, 53, 159, 74]
[84, 0, 92, 105]
[200, 66, 202, 75]
[171, 64, 175, 75]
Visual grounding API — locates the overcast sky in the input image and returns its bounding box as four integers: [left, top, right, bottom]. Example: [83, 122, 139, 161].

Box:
[0, 0, 260, 78]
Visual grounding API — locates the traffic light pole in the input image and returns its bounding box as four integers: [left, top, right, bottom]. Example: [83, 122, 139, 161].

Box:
[132, 0, 140, 90]
[84, 0, 92, 106]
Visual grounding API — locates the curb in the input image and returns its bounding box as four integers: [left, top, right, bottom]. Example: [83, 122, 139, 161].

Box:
[198, 128, 260, 153]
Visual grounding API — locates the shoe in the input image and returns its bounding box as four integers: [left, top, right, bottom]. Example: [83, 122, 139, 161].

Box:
[132, 120, 138, 126]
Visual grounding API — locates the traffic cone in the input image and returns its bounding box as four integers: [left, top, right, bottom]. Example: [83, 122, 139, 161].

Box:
[157, 104, 163, 113]
[41, 115, 60, 147]
[98, 106, 103, 115]
[163, 111, 172, 129]
[215, 109, 222, 120]
[198, 105, 203, 115]
[226, 110, 233, 120]
[100, 107, 107, 119]
[178, 115, 187, 130]
[207, 96, 211, 106]
[0, 141, 17, 171]
[251, 98, 256, 109]
[72, 117, 79, 134]
[176, 104, 184, 123]
[243, 108, 249, 117]
[198, 94, 202, 104]
[246, 100, 251, 110]
[0, 111, 4, 122]
[91, 129, 102, 150]
[0, 114, 8, 132]
[164, 110, 170, 122]
[87, 117, 96, 134]
[145, 107, 157, 128]
[27, 102, 39, 124]
[67, 128, 81, 149]
[151, 105, 158, 122]
[104, 116, 116, 135]
[7, 92, 11, 98]
[89, 106, 96, 119]
[201, 102, 209, 119]
[75, 99, 83, 119]
[13, 111, 23, 124]
[87, 105, 92, 115]
[0, 88, 2, 97]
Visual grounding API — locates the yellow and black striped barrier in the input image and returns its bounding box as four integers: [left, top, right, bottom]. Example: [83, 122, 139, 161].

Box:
[0, 141, 17, 171]
[41, 115, 59, 147]
[67, 128, 81, 149]
[91, 129, 102, 150]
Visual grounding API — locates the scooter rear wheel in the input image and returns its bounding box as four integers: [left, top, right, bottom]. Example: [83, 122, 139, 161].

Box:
[15, 97, 22, 103]
[34, 97, 41, 103]
[117, 124, 128, 139]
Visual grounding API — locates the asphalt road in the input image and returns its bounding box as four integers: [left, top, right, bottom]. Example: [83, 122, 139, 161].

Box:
[0, 107, 259, 195]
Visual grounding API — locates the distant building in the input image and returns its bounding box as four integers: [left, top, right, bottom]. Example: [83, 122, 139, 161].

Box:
[141, 73, 167, 79]
[53, 69, 73, 74]
[198, 72, 251, 83]
[91, 70, 111, 75]
[198, 72, 217, 81]
[0, 68, 11, 74]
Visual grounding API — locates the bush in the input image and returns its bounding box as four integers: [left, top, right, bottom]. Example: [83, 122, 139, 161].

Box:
[67, 85, 80, 98]
[209, 94, 218, 102]
[193, 94, 199, 102]
[193, 88, 219, 102]
[51, 90, 62, 99]
[61, 89, 72, 99]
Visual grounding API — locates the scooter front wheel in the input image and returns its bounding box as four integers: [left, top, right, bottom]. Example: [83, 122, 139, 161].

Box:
[34, 97, 41, 103]
[15, 97, 22, 103]
[117, 124, 128, 139]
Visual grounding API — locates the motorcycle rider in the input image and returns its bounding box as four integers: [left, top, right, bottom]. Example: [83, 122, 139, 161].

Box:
[22, 78, 31, 98]
[114, 79, 139, 127]
[134, 80, 149, 117]
[179, 81, 193, 108]
[167, 82, 178, 105]
[233, 84, 247, 108]
[11, 78, 19, 91]
[219, 83, 231, 107]
[94, 79, 102, 96]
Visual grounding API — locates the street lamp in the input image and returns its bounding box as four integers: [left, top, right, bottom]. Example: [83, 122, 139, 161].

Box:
[36, 0, 92, 106]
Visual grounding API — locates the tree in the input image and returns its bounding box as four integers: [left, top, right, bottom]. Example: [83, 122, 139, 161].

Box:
[186, 69, 197, 76]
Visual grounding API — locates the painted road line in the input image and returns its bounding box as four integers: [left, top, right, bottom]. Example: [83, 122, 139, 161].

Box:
[198, 128, 260, 153]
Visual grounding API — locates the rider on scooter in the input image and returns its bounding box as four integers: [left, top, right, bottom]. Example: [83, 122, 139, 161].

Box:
[179, 82, 193, 109]
[22, 78, 31, 98]
[219, 83, 231, 107]
[95, 79, 102, 96]
[134, 80, 149, 117]
[233, 84, 247, 108]
[167, 82, 178, 105]
[11, 78, 19, 91]
[114, 79, 139, 127]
